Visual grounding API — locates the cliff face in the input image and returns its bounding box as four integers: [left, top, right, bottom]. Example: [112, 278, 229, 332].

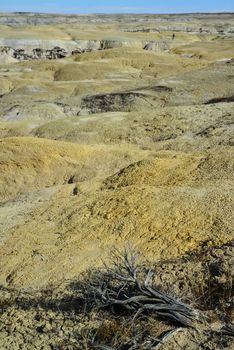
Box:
[0, 39, 172, 60]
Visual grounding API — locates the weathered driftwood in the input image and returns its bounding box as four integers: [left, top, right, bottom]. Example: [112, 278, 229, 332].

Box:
[89, 249, 199, 328]
[221, 323, 234, 337]
[94, 328, 183, 350]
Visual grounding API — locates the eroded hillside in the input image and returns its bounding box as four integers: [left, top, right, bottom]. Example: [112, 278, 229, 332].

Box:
[0, 12, 233, 350]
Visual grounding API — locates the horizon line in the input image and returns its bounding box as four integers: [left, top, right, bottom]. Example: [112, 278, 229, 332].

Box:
[1, 11, 234, 15]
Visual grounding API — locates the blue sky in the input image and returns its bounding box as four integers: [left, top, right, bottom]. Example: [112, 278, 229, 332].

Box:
[0, 1, 233, 14]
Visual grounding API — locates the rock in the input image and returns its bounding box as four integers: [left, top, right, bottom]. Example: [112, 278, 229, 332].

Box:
[144, 41, 170, 52]
[80, 91, 146, 113]
[0, 45, 69, 60]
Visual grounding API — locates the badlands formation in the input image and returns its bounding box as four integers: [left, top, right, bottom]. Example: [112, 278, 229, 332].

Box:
[0, 12, 234, 349]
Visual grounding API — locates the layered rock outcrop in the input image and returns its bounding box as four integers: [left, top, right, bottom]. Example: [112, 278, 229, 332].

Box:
[0, 38, 171, 60]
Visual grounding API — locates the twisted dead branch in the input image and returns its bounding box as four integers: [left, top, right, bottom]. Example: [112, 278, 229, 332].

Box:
[88, 248, 199, 328]
[221, 323, 234, 337]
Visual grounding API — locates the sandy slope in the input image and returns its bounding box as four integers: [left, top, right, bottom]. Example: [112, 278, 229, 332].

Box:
[0, 137, 233, 288]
